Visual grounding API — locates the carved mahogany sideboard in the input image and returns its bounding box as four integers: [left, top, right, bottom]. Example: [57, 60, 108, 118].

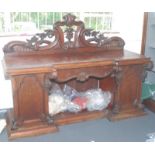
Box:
[2, 14, 151, 139]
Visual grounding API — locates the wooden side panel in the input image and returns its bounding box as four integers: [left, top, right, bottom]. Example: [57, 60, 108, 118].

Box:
[11, 74, 48, 121]
[119, 65, 143, 109]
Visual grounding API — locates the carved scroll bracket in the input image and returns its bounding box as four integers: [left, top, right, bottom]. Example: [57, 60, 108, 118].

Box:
[111, 61, 123, 114]
[11, 118, 23, 131]
[112, 61, 123, 86]
[40, 113, 54, 125]
[44, 69, 58, 93]
[133, 99, 144, 109]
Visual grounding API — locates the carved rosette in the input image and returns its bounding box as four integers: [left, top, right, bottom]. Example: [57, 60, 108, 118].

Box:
[3, 13, 125, 54]
[76, 72, 89, 82]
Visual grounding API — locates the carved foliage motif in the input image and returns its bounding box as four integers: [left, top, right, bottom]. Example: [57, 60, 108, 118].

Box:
[83, 29, 124, 49]
[3, 13, 125, 53]
[26, 29, 55, 50]
[110, 61, 123, 114]
[76, 72, 89, 82]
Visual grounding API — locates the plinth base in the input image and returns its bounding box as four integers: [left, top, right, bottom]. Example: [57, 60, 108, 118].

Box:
[6, 109, 58, 140]
[108, 107, 147, 121]
[143, 99, 155, 113]
[5, 107, 147, 140]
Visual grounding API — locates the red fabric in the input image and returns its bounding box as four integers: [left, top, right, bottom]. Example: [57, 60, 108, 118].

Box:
[72, 97, 88, 109]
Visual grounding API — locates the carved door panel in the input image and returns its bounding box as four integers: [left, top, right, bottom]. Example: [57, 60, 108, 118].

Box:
[119, 65, 144, 109]
[11, 74, 48, 121]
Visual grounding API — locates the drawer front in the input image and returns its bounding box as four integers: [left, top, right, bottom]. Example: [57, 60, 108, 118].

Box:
[50, 65, 114, 82]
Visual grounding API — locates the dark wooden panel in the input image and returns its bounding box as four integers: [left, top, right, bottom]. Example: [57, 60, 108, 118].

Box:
[11, 74, 48, 120]
[119, 65, 143, 109]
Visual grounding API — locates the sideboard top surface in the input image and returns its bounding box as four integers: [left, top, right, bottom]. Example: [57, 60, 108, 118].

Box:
[2, 50, 150, 76]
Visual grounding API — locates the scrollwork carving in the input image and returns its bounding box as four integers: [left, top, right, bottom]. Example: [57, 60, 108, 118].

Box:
[11, 119, 23, 131]
[83, 29, 125, 49]
[3, 13, 125, 54]
[44, 70, 58, 93]
[40, 113, 54, 125]
[11, 120, 18, 130]
[26, 29, 56, 50]
[84, 29, 107, 45]
[111, 61, 123, 114]
[111, 61, 123, 86]
[133, 99, 144, 109]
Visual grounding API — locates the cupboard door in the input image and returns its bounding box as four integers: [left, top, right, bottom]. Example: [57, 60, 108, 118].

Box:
[119, 65, 143, 109]
[11, 74, 48, 121]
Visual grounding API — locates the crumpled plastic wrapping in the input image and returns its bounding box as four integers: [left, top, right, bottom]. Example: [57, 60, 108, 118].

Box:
[63, 84, 80, 101]
[63, 84, 82, 113]
[48, 84, 112, 115]
[85, 89, 112, 111]
[48, 84, 67, 116]
[65, 99, 81, 113]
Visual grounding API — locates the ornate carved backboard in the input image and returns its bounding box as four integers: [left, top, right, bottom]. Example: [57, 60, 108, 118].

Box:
[3, 13, 125, 54]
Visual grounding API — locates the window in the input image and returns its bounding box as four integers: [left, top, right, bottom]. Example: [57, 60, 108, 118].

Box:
[0, 12, 113, 33]
[0, 12, 144, 52]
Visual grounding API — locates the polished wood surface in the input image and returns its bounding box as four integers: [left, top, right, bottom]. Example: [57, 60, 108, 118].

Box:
[2, 13, 151, 139]
[2, 50, 150, 79]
